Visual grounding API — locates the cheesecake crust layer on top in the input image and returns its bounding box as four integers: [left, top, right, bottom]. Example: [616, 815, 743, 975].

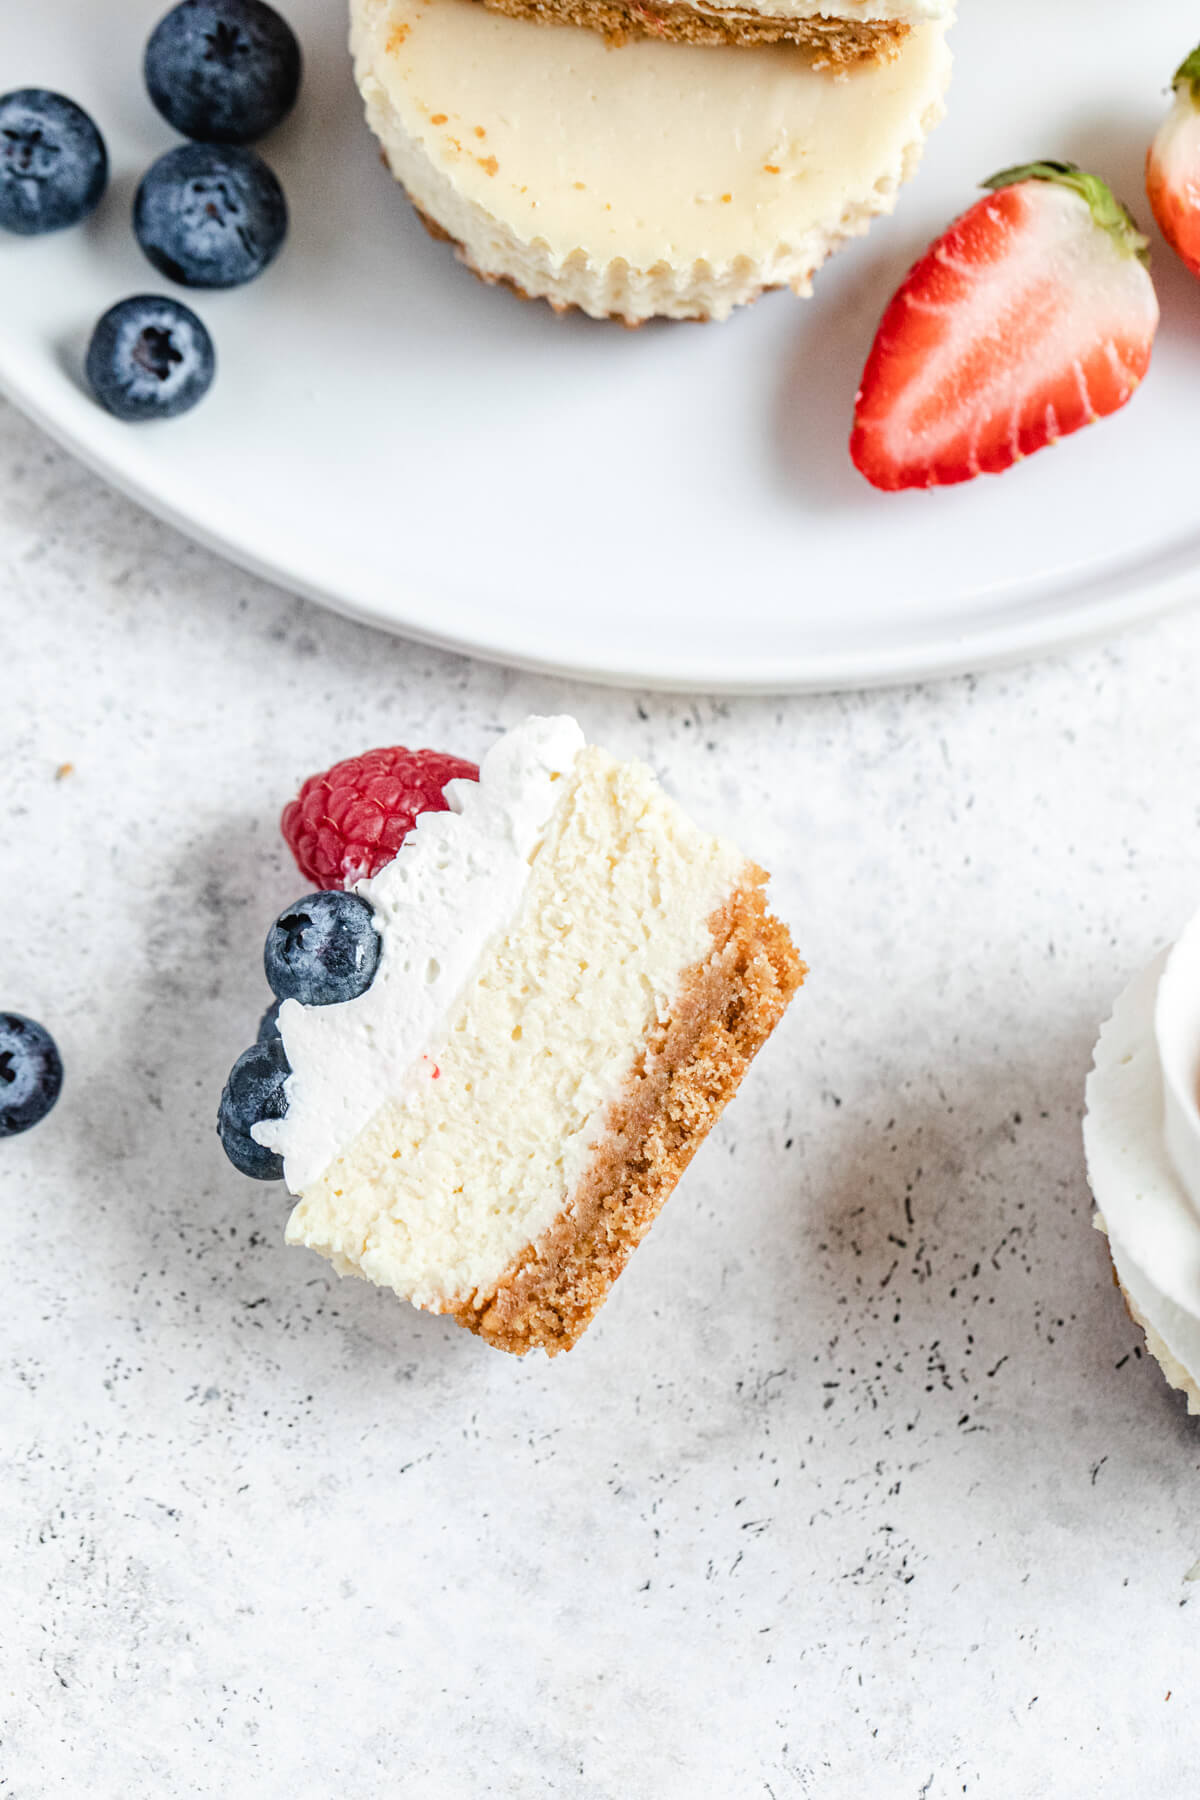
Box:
[448, 871, 805, 1356]
[478, 0, 908, 59]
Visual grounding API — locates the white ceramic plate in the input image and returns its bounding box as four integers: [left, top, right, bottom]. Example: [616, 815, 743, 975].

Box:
[2, 1, 1199, 691]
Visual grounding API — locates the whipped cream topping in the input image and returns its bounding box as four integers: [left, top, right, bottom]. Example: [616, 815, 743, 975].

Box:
[254, 715, 585, 1192]
[1084, 905, 1200, 1398]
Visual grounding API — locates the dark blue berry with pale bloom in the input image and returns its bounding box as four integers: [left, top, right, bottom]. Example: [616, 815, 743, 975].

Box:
[145, 0, 302, 146]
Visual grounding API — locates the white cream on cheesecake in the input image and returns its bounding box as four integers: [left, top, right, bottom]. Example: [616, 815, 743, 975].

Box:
[262, 716, 749, 1309]
[1084, 906, 1200, 1410]
[255, 715, 585, 1191]
[351, 0, 953, 322]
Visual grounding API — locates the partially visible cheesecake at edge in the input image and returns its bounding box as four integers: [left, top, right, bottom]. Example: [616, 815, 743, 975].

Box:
[350, 0, 955, 324]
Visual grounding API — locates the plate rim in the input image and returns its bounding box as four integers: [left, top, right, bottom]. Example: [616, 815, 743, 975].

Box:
[3, 0, 1198, 694]
[3, 353, 1196, 694]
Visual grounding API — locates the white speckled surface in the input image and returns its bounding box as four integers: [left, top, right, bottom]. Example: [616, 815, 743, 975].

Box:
[5, 394, 1200, 1796]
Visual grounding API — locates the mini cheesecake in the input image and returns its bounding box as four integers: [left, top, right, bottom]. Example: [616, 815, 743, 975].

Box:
[478, 0, 950, 63]
[255, 718, 803, 1355]
[351, 0, 953, 324]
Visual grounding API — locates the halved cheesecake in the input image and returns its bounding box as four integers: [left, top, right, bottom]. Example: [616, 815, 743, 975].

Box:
[352, 0, 954, 323]
[478, 0, 950, 63]
[254, 717, 803, 1355]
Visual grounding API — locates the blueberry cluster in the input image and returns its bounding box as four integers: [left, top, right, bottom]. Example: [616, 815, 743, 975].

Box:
[217, 891, 382, 1181]
[1, 0, 301, 424]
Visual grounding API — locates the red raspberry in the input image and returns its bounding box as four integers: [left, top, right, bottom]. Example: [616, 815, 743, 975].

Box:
[281, 745, 479, 890]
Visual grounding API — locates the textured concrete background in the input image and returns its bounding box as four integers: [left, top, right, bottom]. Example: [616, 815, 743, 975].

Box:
[3, 393, 1200, 1797]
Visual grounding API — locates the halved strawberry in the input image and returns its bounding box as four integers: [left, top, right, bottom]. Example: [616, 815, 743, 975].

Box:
[850, 162, 1159, 491]
[1147, 46, 1200, 278]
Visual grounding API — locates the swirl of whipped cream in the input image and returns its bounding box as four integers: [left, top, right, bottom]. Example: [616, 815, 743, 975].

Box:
[1084, 906, 1200, 1409]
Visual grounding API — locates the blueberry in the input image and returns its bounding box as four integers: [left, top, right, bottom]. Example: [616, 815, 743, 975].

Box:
[217, 1036, 289, 1179]
[133, 142, 287, 288]
[257, 997, 282, 1044]
[0, 89, 108, 236]
[0, 1013, 63, 1138]
[86, 295, 215, 422]
[264, 891, 380, 1006]
[145, 0, 302, 146]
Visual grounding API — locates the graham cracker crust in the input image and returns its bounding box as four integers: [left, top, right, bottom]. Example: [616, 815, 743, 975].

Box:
[448, 872, 805, 1355]
[479, 0, 908, 59]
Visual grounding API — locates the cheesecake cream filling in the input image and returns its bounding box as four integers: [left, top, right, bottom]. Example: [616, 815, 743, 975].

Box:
[283, 740, 747, 1309]
[351, 0, 952, 319]
[1084, 907, 1200, 1401]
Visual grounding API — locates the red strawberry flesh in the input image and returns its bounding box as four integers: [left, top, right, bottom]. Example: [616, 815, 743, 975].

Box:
[851, 165, 1159, 491]
[1147, 47, 1200, 280]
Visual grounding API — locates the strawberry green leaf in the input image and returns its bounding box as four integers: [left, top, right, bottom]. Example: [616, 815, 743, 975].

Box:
[1173, 43, 1200, 100]
[982, 161, 1151, 267]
